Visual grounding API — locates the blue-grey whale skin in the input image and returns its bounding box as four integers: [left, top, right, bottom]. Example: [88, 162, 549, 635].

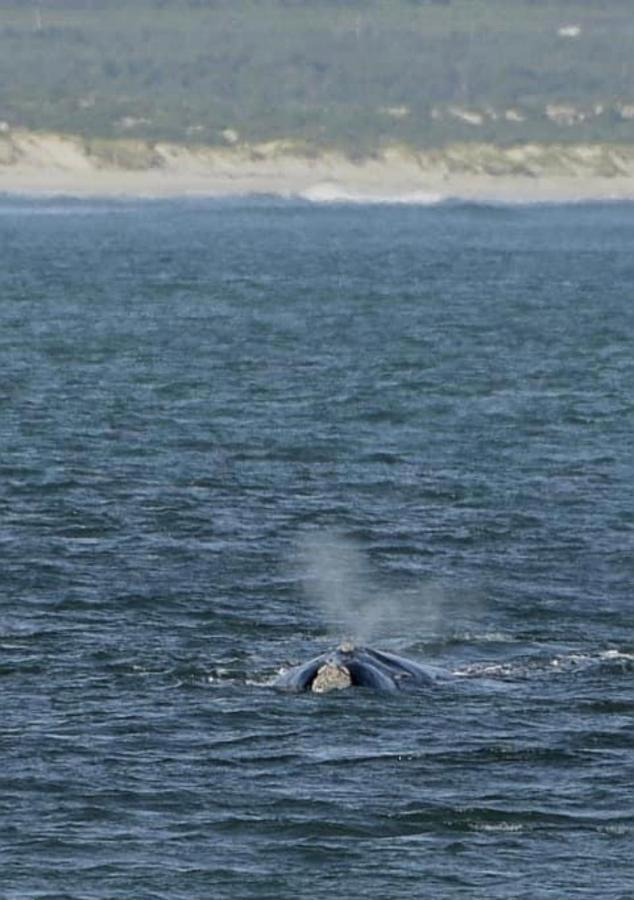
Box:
[275, 644, 440, 693]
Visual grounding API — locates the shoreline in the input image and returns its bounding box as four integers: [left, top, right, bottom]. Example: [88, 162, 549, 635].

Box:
[4, 169, 634, 206]
[2, 131, 634, 204]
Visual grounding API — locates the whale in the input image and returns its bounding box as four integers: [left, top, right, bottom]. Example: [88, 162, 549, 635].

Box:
[275, 642, 442, 693]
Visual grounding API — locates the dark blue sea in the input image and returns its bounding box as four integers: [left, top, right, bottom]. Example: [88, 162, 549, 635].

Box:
[1, 196, 632, 899]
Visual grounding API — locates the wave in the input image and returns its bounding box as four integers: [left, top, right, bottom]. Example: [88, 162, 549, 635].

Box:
[297, 181, 447, 205]
[454, 648, 634, 680]
[297, 185, 634, 209]
[3, 188, 633, 212]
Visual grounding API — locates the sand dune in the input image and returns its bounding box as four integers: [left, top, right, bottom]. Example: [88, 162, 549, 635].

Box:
[1, 130, 634, 203]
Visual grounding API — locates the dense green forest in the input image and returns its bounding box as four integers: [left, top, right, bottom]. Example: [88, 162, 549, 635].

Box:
[1, 0, 633, 152]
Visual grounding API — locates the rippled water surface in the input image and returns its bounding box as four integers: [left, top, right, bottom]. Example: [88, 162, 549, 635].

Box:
[1, 197, 633, 899]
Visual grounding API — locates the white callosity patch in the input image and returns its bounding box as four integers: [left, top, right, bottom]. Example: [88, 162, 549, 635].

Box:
[311, 664, 353, 694]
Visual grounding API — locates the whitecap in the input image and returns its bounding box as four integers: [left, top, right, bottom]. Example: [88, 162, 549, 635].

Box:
[298, 181, 446, 205]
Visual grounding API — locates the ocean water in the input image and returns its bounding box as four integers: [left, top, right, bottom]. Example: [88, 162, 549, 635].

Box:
[1, 196, 632, 899]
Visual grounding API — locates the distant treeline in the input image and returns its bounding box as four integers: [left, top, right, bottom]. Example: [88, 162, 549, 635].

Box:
[1, 0, 633, 151]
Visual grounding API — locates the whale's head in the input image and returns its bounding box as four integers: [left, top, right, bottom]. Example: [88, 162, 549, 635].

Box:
[275, 642, 438, 694]
[311, 662, 352, 693]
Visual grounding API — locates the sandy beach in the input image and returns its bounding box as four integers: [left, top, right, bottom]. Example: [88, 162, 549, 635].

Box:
[1, 131, 634, 203]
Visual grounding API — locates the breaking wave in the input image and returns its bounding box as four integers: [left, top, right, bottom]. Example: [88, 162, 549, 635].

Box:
[298, 181, 447, 205]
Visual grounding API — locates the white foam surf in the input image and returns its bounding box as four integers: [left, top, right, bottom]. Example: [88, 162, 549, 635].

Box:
[454, 648, 634, 679]
[298, 181, 447, 206]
